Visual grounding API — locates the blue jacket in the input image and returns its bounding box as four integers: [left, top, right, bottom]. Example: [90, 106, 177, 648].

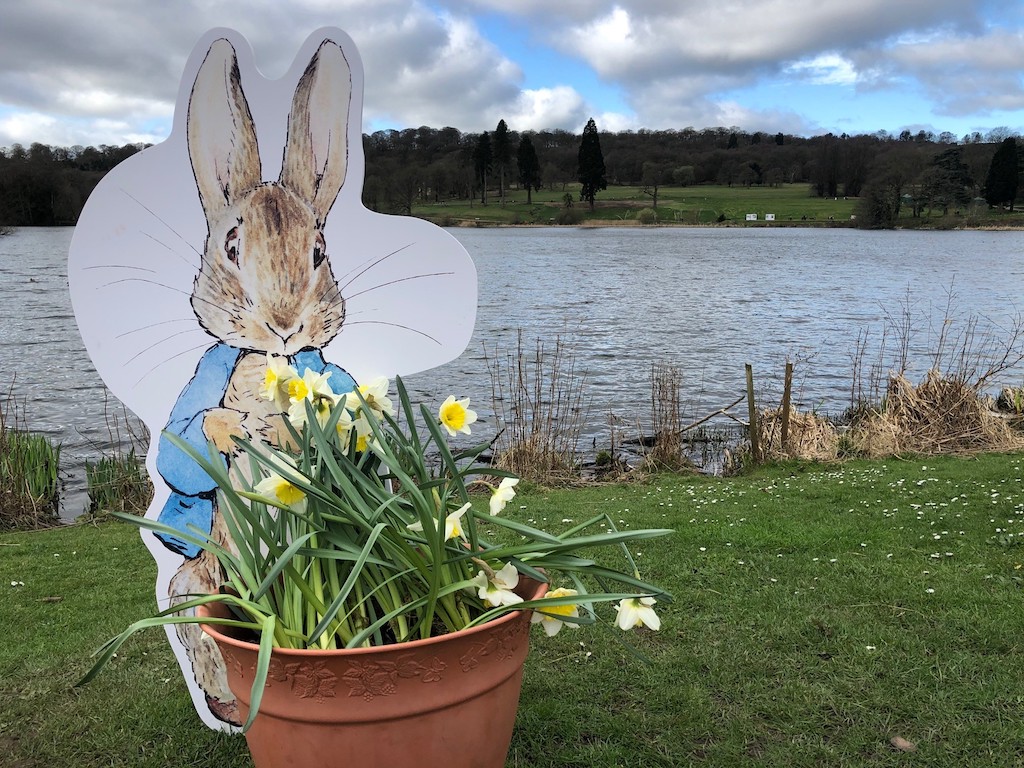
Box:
[155, 343, 355, 557]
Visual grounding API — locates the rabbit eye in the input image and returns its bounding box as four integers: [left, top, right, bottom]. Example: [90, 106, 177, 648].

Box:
[313, 232, 327, 268]
[224, 227, 240, 265]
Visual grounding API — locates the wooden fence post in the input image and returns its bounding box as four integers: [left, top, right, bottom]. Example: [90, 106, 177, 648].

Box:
[745, 363, 760, 464]
[780, 361, 794, 454]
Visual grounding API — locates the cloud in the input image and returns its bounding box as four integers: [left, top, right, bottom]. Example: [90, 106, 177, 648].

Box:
[360, 12, 523, 131]
[566, 1, 981, 77]
[0, 0, 541, 145]
[784, 54, 859, 86]
[858, 29, 1024, 116]
[504, 86, 588, 131]
[447, 0, 1008, 133]
[0, 0, 1019, 147]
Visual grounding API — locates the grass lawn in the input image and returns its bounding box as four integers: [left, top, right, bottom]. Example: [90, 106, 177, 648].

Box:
[412, 182, 1024, 230]
[2, 452, 1023, 766]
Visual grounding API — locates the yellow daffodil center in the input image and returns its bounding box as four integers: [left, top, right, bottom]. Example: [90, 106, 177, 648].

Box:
[264, 368, 279, 388]
[543, 588, 578, 616]
[288, 378, 310, 401]
[440, 400, 467, 431]
[543, 603, 576, 618]
[273, 479, 305, 506]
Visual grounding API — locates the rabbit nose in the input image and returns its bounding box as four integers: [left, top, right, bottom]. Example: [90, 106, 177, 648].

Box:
[267, 320, 304, 346]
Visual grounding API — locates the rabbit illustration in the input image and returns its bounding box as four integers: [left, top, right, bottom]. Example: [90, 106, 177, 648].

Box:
[69, 28, 477, 731]
[154, 37, 358, 725]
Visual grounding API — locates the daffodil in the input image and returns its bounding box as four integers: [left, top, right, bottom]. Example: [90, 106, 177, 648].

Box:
[407, 502, 470, 542]
[333, 396, 354, 439]
[470, 562, 523, 608]
[287, 369, 338, 427]
[614, 596, 661, 631]
[260, 354, 298, 410]
[254, 456, 307, 512]
[531, 587, 580, 636]
[438, 395, 477, 437]
[288, 368, 335, 404]
[350, 413, 374, 452]
[489, 477, 519, 516]
[353, 376, 394, 418]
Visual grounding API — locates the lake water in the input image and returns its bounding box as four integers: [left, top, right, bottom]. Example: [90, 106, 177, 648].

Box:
[3, 225, 1024, 518]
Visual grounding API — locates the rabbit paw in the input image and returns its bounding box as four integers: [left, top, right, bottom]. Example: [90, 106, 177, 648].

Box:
[169, 552, 241, 726]
[203, 407, 249, 454]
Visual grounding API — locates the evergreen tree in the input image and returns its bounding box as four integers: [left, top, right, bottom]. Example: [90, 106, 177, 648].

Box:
[576, 117, 607, 212]
[492, 119, 512, 206]
[984, 137, 1019, 211]
[472, 132, 492, 205]
[516, 134, 542, 205]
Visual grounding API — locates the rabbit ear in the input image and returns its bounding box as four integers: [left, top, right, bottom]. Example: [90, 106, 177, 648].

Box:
[280, 39, 351, 223]
[187, 39, 261, 220]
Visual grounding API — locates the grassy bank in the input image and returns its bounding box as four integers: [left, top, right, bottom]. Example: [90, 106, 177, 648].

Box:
[2, 452, 1023, 766]
[413, 182, 1024, 229]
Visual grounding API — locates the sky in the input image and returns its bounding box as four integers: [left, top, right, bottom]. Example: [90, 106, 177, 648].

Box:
[1, 0, 1022, 149]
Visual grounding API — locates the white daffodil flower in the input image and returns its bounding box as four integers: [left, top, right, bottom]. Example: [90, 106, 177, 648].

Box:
[407, 502, 471, 542]
[254, 456, 307, 512]
[260, 354, 298, 410]
[531, 587, 580, 636]
[350, 412, 375, 452]
[354, 376, 394, 418]
[614, 596, 661, 631]
[287, 369, 338, 427]
[489, 477, 520, 516]
[471, 562, 523, 608]
[438, 395, 477, 437]
[288, 368, 335, 405]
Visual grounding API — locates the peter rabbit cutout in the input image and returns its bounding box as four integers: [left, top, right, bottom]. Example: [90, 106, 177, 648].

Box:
[68, 28, 477, 729]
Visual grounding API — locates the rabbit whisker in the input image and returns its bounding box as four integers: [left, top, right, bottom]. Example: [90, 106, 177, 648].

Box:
[117, 317, 199, 339]
[336, 243, 415, 293]
[99, 276, 194, 298]
[83, 264, 158, 274]
[342, 320, 442, 346]
[132, 334, 238, 388]
[142, 231, 200, 270]
[96, 275, 225, 318]
[122, 327, 216, 366]
[122, 189, 203, 263]
[344, 272, 454, 302]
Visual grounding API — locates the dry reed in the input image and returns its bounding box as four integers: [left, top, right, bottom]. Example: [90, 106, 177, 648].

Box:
[848, 370, 1024, 457]
[757, 407, 840, 462]
[485, 330, 591, 484]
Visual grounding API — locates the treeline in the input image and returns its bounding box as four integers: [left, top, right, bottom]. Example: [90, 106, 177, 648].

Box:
[0, 124, 1020, 227]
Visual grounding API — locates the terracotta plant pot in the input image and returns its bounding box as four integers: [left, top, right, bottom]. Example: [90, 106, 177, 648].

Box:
[198, 579, 545, 768]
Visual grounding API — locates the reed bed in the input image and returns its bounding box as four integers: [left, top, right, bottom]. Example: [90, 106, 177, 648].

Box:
[0, 394, 62, 530]
[757, 407, 840, 462]
[485, 330, 591, 483]
[848, 370, 1024, 458]
[83, 396, 152, 517]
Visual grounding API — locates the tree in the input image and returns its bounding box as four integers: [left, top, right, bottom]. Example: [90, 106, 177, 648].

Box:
[576, 118, 607, 212]
[984, 137, 1019, 211]
[641, 161, 667, 208]
[919, 147, 973, 214]
[472, 132, 492, 205]
[855, 173, 904, 228]
[492, 119, 512, 206]
[516, 134, 542, 204]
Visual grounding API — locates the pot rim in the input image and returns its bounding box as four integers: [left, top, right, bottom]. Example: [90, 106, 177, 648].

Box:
[197, 576, 547, 657]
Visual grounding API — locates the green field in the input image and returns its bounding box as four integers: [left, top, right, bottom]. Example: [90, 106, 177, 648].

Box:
[3, 452, 1024, 766]
[413, 183, 1022, 229]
